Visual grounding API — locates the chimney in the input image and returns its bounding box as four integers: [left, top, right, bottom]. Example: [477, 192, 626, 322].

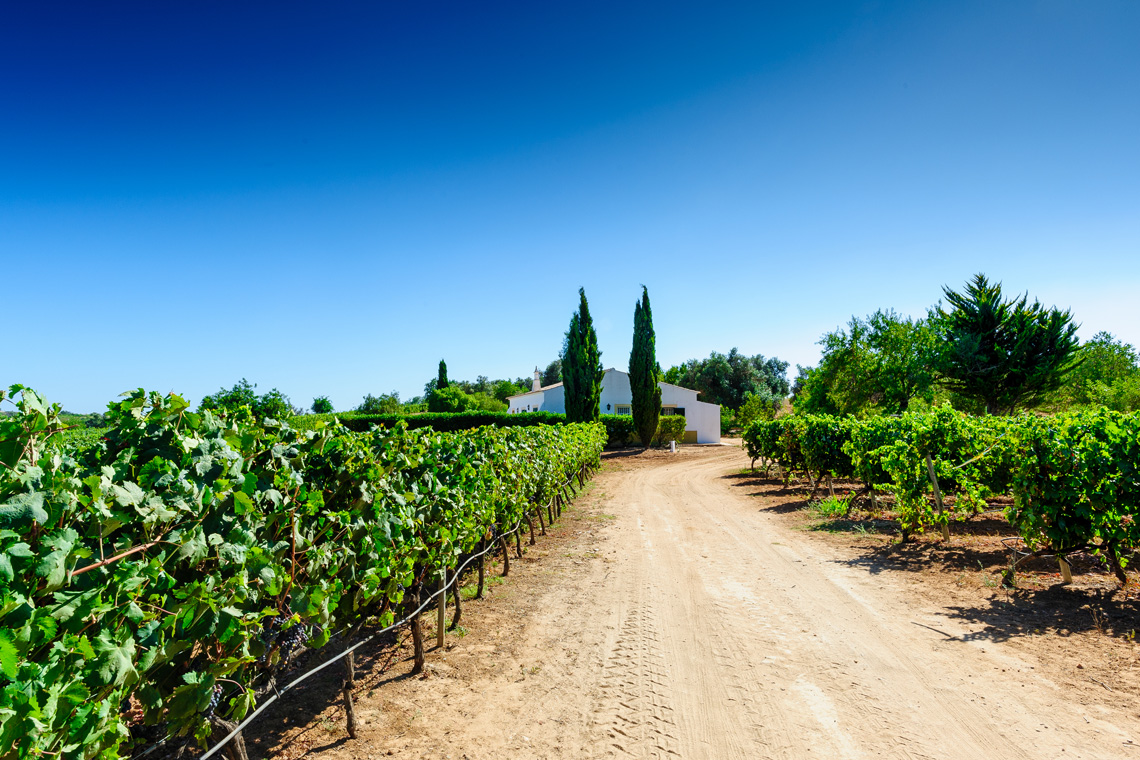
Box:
[532, 366, 542, 391]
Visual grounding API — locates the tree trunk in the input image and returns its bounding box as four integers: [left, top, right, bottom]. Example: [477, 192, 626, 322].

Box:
[450, 578, 462, 629]
[1107, 542, 1129, 585]
[208, 716, 249, 760]
[208, 718, 247, 760]
[499, 536, 511, 576]
[526, 514, 536, 545]
[410, 581, 425, 675]
[475, 544, 485, 599]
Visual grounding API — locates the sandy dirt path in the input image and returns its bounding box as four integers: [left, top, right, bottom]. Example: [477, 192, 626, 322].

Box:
[292, 445, 1135, 760]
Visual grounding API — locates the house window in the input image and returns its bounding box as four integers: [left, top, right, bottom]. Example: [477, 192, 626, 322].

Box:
[615, 404, 632, 416]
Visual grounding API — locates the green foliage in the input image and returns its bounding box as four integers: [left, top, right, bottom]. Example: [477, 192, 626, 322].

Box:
[1057, 332, 1140, 412]
[199, 379, 294, 420]
[600, 415, 637, 447]
[1010, 408, 1139, 582]
[664, 349, 789, 410]
[653, 416, 686, 445]
[311, 396, 334, 414]
[294, 410, 570, 434]
[357, 392, 401, 414]
[742, 407, 1140, 560]
[629, 286, 662, 448]
[732, 389, 780, 431]
[598, 415, 686, 448]
[437, 359, 449, 389]
[936, 274, 1081, 414]
[541, 360, 562, 388]
[0, 384, 604, 758]
[469, 392, 507, 413]
[562, 288, 604, 423]
[794, 310, 937, 416]
[428, 385, 477, 414]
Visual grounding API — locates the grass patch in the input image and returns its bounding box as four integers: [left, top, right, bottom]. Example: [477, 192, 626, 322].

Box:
[810, 495, 850, 519]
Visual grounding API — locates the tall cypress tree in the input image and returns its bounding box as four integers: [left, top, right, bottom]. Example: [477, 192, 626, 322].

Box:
[630, 286, 662, 447]
[562, 288, 604, 422]
[437, 359, 449, 389]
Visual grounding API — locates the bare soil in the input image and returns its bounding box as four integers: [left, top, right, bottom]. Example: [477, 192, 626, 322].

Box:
[244, 444, 1140, 760]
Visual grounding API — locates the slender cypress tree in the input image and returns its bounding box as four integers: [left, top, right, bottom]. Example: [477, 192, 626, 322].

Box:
[562, 288, 604, 422]
[630, 286, 662, 448]
[437, 359, 449, 389]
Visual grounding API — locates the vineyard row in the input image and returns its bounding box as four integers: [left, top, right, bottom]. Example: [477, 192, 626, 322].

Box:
[0, 386, 605, 759]
[742, 407, 1139, 582]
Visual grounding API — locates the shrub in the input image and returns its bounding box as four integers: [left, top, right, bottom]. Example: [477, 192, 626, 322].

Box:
[653, 415, 687, 445]
[311, 395, 334, 414]
[199, 379, 294, 420]
[358, 392, 400, 414]
[600, 415, 636, 447]
[428, 386, 477, 413]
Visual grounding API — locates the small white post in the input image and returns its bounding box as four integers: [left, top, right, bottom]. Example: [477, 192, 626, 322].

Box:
[669, 440, 676, 453]
[1058, 556, 1073, 584]
[437, 567, 446, 648]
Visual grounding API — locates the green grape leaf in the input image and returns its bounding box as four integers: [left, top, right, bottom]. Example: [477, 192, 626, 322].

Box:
[0, 492, 48, 528]
[0, 629, 19, 679]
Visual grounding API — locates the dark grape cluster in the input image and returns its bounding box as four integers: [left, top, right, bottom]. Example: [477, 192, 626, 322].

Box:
[276, 624, 307, 659]
[203, 685, 223, 718]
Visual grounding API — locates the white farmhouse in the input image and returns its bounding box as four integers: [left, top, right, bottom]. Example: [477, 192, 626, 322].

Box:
[507, 367, 721, 444]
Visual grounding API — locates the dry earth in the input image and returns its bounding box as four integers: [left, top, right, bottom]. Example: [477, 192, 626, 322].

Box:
[247, 444, 1140, 760]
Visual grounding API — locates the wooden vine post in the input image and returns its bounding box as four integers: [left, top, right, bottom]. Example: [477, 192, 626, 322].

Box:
[1058, 556, 1073, 584]
[925, 453, 951, 541]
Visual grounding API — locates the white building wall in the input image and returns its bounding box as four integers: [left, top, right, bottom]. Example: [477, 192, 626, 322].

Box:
[599, 370, 632, 415]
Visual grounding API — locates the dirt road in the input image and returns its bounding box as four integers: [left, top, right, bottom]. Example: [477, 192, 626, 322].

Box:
[284, 445, 1135, 760]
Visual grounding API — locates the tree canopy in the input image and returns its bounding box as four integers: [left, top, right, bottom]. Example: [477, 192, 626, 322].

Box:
[629, 286, 662, 448]
[793, 310, 937, 416]
[541, 359, 562, 388]
[199, 379, 294, 419]
[936, 274, 1081, 414]
[663, 349, 789, 410]
[562, 288, 604, 423]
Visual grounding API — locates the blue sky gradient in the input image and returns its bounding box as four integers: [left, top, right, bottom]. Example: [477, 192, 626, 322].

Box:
[4, 2, 1138, 412]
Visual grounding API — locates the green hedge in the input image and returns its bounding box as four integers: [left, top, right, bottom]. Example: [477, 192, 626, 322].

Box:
[293, 410, 568, 433]
[295, 410, 688, 448]
[601, 414, 687, 447]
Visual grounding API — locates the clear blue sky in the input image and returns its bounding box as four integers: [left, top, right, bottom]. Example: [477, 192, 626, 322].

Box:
[4, 1, 1138, 412]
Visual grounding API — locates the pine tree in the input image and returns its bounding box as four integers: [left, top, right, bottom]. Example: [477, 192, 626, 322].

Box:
[936, 274, 1081, 414]
[630, 286, 662, 448]
[562, 288, 604, 422]
[437, 359, 449, 390]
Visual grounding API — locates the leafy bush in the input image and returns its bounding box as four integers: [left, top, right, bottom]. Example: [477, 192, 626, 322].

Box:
[653, 415, 687, 445]
[311, 396, 333, 414]
[357, 392, 400, 414]
[427, 386, 477, 413]
[600, 415, 636, 447]
[199, 379, 294, 420]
